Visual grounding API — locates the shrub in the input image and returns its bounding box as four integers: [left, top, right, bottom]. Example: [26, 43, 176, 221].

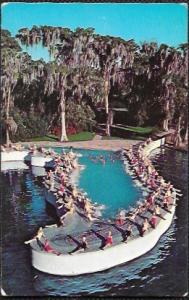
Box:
[8, 109, 49, 142]
[66, 102, 96, 132]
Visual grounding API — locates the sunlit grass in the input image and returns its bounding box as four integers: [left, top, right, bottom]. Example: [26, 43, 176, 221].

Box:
[30, 132, 95, 142]
[68, 131, 95, 141]
[114, 125, 155, 134]
[29, 127, 158, 142]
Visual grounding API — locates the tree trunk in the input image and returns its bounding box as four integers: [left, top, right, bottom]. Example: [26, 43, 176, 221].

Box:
[105, 90, 109, 114]
[106, 113, 110, 136]
[174, 116, 182, 147]
[106, 109, 114, 136]
[60, 93, 68, 142]
[60, 111, 68, 142]
[5, 88, 11, 145]
[174, 132, 182, 147]
[163, 100, 170, 132]
[104, 80, 110, 136]
[109, 110, 114, 126]
[183, 125, 188, 144]
[163, 118, 169, 132]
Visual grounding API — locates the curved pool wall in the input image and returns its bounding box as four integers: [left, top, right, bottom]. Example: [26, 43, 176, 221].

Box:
[30, 137, 177, 276]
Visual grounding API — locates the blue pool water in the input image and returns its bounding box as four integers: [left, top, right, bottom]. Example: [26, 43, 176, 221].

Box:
[53, 148, 141, 218]
[77, 149, 141, 218]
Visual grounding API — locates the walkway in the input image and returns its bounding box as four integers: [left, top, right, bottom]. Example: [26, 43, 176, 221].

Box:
[21, 139, 142, 151]
[92, 134, 102, 140]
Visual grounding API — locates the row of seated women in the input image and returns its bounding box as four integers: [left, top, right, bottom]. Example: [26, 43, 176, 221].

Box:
[1, 143, 61, 156]
[44, 150, 98, 224]
[1, 143, 25, 152]
[25, 226, 116, 254]
[120, 139, 176, 237]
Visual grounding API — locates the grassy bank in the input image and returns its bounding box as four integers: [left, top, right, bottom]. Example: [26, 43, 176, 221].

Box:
[110, 125, 159, 139]
[28, 127, 158, 143]
[68, 131, 95, 141]
[30, 131, 95, 142]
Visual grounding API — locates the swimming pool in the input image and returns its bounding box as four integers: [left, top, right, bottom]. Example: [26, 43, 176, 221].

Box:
[55, 148, 142, 219]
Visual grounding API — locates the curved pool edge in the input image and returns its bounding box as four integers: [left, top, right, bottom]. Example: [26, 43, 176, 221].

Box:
[31, 202, 175, 276]
[31, 137, 177, 276]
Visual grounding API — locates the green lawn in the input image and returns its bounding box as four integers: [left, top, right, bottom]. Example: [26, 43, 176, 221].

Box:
[29, 127, 157, 143]
[30, 132, 95, 142]
[114, 125, 155, 134]
[108, 125, 159, 140]
[68, 131, 95, 141]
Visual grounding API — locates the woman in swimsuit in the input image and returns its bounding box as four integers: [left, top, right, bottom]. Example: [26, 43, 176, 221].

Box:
[150, 213, 158, 229]
[57, 184, 65, 196]
[45, 170, 53, 185]
[154, 204, 165, 220]
[24, 227, 44, 249]
[141, 218, 149, 237]
[145, 194, 153, 208]
[70, 236, 88, 255]
[44, 239, 60, 255]
[116, 211, 125, 226]
[124, 225, 132, 243]
[80, 236, 88, 250]
[163, 196, 171, 212]
[102, 231, 113, 249]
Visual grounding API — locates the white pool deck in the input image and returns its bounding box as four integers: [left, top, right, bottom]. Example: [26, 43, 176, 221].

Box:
[1, 150, 54, 167]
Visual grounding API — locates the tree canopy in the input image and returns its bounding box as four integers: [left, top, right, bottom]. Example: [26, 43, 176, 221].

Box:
[1, 27, 188, 144]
